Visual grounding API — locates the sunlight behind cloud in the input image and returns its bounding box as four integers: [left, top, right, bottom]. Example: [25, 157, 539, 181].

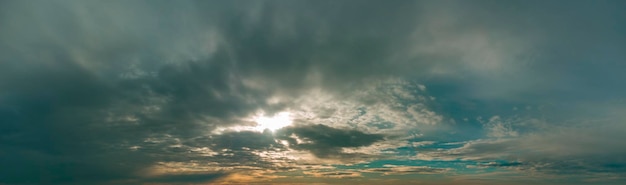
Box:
[253, 112, 293, 132]
[213, 111, 294, 133]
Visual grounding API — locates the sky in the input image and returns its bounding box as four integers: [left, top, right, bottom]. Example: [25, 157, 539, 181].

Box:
[1, 0, 626, 185]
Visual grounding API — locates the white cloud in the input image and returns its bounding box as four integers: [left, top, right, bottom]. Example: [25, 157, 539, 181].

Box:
[483, 116, 519, 138]
[284, 79, 444, 136]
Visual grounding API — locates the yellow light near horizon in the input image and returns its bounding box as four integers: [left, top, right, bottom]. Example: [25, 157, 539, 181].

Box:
[253, 112, 293, 132]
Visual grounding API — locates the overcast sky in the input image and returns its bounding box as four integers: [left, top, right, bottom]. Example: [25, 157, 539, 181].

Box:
[1, 0, 626, 185]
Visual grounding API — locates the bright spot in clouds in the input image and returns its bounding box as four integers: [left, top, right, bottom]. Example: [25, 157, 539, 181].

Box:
[253, 112, 293, 132]
[212, 111, 293, 133]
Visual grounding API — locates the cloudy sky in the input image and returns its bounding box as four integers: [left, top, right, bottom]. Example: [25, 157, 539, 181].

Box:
[1, 0, 625, 184]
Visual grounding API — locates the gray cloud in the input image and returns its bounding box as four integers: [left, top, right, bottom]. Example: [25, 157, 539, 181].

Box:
[418, 120, 626, 177]
[276, 124, 384, 158]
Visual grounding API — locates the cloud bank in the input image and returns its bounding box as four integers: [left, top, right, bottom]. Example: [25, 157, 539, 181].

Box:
[1, 0, 625, 184]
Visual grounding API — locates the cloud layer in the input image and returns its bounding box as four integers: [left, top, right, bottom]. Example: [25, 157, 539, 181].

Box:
[1, 0, 625, 184]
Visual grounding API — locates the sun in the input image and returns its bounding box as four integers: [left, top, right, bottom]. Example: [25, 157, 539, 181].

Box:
[252, 112, 293, 132]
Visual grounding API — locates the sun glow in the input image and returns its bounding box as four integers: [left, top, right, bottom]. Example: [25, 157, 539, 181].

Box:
[252, 112, 293, 132]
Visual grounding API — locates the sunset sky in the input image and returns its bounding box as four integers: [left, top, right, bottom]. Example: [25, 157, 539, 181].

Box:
[1, 1, 626, 185]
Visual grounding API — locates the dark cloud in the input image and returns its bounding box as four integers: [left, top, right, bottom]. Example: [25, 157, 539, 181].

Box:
[276, 124, 384, 158]
[0, 1, 273, 183]
[477, 161, 523, 168]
